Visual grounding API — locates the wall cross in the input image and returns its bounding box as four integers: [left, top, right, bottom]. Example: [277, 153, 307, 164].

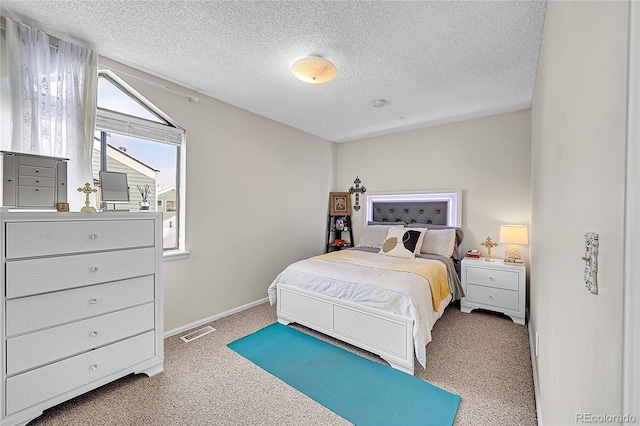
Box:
[349, 176, 367, 212]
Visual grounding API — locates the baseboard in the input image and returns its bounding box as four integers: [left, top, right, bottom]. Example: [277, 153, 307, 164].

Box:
[164, 297, 269, 338]
[528, 320, 543, 426]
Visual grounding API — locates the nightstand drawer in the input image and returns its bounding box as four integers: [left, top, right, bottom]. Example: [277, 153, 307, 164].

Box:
[465, 284, 519, 311]
[466, 266, 519, 291]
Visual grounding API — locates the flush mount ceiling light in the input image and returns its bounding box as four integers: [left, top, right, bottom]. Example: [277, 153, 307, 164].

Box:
[292, 56, 337, 84]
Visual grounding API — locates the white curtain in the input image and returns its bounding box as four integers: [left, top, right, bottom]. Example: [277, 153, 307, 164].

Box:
[5, 18, 97, 211]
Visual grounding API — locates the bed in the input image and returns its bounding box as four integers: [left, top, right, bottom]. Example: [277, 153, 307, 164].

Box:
[268, 194, 464, 375]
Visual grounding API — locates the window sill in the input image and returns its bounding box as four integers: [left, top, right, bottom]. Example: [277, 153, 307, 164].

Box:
[163, 250, 189, 261]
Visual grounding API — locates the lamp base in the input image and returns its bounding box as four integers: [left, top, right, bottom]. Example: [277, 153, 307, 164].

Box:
[504, 244, 521, 260]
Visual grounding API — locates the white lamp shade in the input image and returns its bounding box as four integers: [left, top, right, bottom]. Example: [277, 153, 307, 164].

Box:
[499, 225, 528, 245]
[292, 57, 337, 84]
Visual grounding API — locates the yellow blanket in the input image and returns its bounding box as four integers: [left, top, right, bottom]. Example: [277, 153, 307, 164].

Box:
[316, 250, 450, 311]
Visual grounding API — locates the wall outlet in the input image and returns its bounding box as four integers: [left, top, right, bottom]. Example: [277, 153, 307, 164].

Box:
[535, 331, 540, 357]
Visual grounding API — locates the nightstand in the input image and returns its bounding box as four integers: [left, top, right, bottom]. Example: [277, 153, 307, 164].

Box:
[460, 257, 526, 325]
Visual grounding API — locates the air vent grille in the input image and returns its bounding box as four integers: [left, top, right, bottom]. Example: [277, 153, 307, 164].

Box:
[180, 325, 215, 342]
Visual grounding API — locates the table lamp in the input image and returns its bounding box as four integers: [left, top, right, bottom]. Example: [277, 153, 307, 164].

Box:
[499, 225, 528, 262]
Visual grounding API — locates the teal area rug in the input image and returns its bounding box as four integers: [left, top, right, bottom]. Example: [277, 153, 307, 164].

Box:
[228, 323, 461, 426]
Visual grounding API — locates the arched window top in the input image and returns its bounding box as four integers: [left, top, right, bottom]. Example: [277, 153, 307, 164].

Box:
[98, 74, 167, 124]
[96, 70, 184, 146]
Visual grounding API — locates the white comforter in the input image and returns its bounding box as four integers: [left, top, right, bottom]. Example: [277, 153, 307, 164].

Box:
[267, 251, 452, 368]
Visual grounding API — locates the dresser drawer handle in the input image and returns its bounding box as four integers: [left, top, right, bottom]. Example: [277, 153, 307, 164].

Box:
[488, 295, 494, 300]
[89, 298, 97, 305]
[90, 364, 98, 371]
[90, 331, 98, 337]
[89, 233, 98, 240]
[90, 266, 99, 273]
[489, 276, 496, 281]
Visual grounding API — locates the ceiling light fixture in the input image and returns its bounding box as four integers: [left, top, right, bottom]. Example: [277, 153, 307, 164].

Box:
[292, 56, 337, 84]
[372, 99, 387, 108]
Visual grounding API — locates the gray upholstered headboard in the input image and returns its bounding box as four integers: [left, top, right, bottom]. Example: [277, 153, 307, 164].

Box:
[369, 199, 464, 275]
[371, 201, 449, 225]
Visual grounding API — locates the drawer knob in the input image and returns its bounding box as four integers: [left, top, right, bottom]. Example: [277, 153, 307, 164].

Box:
[89, 298, 97, 304]
[89, 233, 98, 239]
[90, 364, 98, 371]
[90, 266, 99, 273]
[489, 276, 496, 281]
[488, 295, 494, 300]
[90, 331, 98, 337]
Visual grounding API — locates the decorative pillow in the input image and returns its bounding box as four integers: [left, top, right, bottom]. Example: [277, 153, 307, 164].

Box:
[404, 227, 428, 255]
[421, 229, 456, 257]
[378, 228, 425, 259]
[357, 224, 405, 248]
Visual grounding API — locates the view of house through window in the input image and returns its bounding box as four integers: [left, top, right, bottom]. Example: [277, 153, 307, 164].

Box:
[95, 72, 184, 251]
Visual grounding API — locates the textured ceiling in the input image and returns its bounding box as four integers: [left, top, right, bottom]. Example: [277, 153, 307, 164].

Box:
[0, 1, 546, 143]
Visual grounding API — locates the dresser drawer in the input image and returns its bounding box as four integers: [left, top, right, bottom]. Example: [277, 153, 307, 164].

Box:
[465, 284, 519, 311]
[17, 186, 55, 207]
[6, 331, 155, 415]
[4, 219, 155, 259]
[18, 175, 55, 187]
[18, 164, 56, 178]
[6, 303, 155, 375]
[465, 266, 519, 291]
[6, 247, 155, 298]
[6, 275, 154, 336]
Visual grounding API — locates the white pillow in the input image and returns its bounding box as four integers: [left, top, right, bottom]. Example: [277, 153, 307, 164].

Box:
[379, 228, 425, 259]
[357, 225, 405, 249]
[421, 229, 456, 257]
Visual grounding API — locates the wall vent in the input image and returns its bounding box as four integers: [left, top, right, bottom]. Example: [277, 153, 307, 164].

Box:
[180, 325, 216, 342]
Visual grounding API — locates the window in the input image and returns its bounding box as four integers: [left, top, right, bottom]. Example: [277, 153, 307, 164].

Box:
[95, 70, 185, 253]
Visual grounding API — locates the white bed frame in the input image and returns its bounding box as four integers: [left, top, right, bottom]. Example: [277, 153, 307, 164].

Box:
[276, 284, 416, 374]
[277, 191, 462, 376]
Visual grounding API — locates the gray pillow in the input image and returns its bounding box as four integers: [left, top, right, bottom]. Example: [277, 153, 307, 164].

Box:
[404, 224, 464, 259]
[357, 224, 406, 248]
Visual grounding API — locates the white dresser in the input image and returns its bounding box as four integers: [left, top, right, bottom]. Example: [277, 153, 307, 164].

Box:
[460, 257, 526, 325]
[0, 212, 164, 426]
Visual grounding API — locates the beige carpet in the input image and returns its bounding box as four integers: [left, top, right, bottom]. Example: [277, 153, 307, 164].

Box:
[30, 302, 537, 425]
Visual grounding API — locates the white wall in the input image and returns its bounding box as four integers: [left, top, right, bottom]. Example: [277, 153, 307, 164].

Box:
[530, 1, 628, 424]
[97, 58, 336, 332]
[336, 110, 532, 260]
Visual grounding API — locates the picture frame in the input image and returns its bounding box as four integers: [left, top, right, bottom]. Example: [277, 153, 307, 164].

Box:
[329, 192, 351, 216]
